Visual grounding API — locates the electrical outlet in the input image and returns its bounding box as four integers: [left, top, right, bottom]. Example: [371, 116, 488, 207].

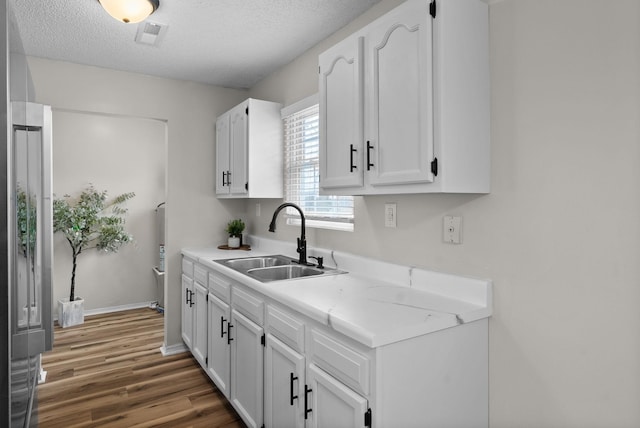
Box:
[385, 203, 397, 228]
[443, 216, 462, 244]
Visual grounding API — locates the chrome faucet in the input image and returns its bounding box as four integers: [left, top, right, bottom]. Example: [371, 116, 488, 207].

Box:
[268, 202, 309, 266]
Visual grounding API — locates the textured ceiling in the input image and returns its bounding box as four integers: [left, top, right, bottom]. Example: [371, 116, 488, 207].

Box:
[10, 0, 381, 89]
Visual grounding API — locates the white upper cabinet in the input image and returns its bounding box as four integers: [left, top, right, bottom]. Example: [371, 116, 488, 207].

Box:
[319, 0, 489, 195]
[216, 98, 283, 198]
[365, 3, 434, 188]
[229, 105, 249, 195]
[215, 111, 230, 195]
[319, 36, 365, 189]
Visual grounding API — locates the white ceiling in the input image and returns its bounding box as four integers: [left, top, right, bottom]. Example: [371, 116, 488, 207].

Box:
[10, 0, 382, 89]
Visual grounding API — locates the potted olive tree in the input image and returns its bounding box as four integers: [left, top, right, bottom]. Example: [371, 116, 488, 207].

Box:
[226, 218, 245, 248]
[53, 185, 135, 327]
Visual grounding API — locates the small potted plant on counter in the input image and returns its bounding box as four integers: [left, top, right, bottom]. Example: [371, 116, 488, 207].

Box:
[226, 218, 245, 248]
[53, 185, 135, 327]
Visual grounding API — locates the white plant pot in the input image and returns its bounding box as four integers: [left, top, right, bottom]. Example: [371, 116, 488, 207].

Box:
[228, 236, 241, 248]
[57, 297, 85, 328]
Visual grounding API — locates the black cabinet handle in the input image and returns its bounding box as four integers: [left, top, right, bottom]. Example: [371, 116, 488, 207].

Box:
[222, 171, 227, 186]
[227, 171, 231, 185]
[350, 144, 357, 172]
[304, 385, 312, 419]
[366, 141, 374, 170]
[290, 373, 299, 406]
[185, 289, 190, 305]
[227, 323, 234, 344]
[187, 290, 194, 307]
[221, 316, 227, 338]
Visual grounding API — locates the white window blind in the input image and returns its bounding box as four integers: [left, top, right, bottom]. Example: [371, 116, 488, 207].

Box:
[283, 96, 354, 231]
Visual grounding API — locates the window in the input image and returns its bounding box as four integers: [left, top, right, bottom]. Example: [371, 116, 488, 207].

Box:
[282, 95, 354, 231]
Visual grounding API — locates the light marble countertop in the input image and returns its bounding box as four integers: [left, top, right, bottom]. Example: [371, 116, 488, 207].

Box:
[182, 236, 492, 348]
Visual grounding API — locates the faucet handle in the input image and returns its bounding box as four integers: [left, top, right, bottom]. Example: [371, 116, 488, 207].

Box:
[309, 256, 324, 269]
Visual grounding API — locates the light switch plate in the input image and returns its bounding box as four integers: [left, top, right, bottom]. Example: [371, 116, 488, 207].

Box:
[385, 203, 397, 228]
[443, 216, 462, 244]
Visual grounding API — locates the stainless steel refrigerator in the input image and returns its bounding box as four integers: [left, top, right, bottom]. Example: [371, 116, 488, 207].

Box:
[2, 1, 54, 426]
[9, 100, 54, 427]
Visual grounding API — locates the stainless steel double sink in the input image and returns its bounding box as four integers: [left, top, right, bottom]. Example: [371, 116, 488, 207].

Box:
[215, 254, 346, 282]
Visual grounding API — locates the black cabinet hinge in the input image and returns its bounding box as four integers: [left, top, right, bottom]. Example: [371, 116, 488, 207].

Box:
[431, 157, 438, 176]
[245, 182, 248, 191]
[364, 408, 372, 427]
[206, 294, 209, 302]
[261, 333, 266, 346]
[429, 0, 436, 18]
[245, 106, 249, 115]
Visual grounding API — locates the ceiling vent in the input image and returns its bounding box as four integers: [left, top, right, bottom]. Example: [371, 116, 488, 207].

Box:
[135, 21, 167, 46]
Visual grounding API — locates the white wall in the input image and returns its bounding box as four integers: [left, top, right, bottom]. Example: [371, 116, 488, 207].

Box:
[27, 57, 248, 347]
[249, 0, 640, 426]
[51, 110, 165, 310]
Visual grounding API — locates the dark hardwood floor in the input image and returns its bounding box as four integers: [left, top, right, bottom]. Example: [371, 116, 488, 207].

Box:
[37, 308, 244, 428]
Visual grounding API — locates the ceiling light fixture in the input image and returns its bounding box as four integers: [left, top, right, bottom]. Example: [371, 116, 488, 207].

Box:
[98, 0, 159, 24]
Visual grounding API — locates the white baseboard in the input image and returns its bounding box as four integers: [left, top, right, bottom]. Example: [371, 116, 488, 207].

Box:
[85, 301, 157, 316]
[160, 342, 188, 356]
[53, 301, 157, 320]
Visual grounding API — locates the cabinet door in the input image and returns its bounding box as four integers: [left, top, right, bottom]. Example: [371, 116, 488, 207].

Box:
[306, 363, 368, 428]
[229, 104, 249, 195]
[319, 35, 364, 190]
[230, 309, 263, 428]
[264, 334, 305, 428]
[215, 112, 230, 195]
[192, 281, 208, 368]
[365, 0, 434, 187]
[181, 275, 193, 350]
[207, 293, 231, 398]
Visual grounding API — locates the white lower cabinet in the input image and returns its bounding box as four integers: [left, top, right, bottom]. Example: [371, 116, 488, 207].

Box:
[264, 334, 305, 428]
[264, 306, 370, 428]
[264, 337, 368, 428]
[230, 309, 264, 428]
[180, 274, 194, 350]
[192, 280, 208, 367]
[182, 258, 208, 368]
[207, 272, 265, 428]
[306, 363, 368, 428]
[207, 293, 230, 397]
[185, 257, 488, 428]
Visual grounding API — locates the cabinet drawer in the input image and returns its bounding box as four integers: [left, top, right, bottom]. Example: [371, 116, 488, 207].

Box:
[309, 329, 369, 395]
[266, 305, 304, 353]
[209, 272, 231, 302]
[182, 257, 195, 278]
[194, 264, 208, 285]
[231, 286, 264, 325]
